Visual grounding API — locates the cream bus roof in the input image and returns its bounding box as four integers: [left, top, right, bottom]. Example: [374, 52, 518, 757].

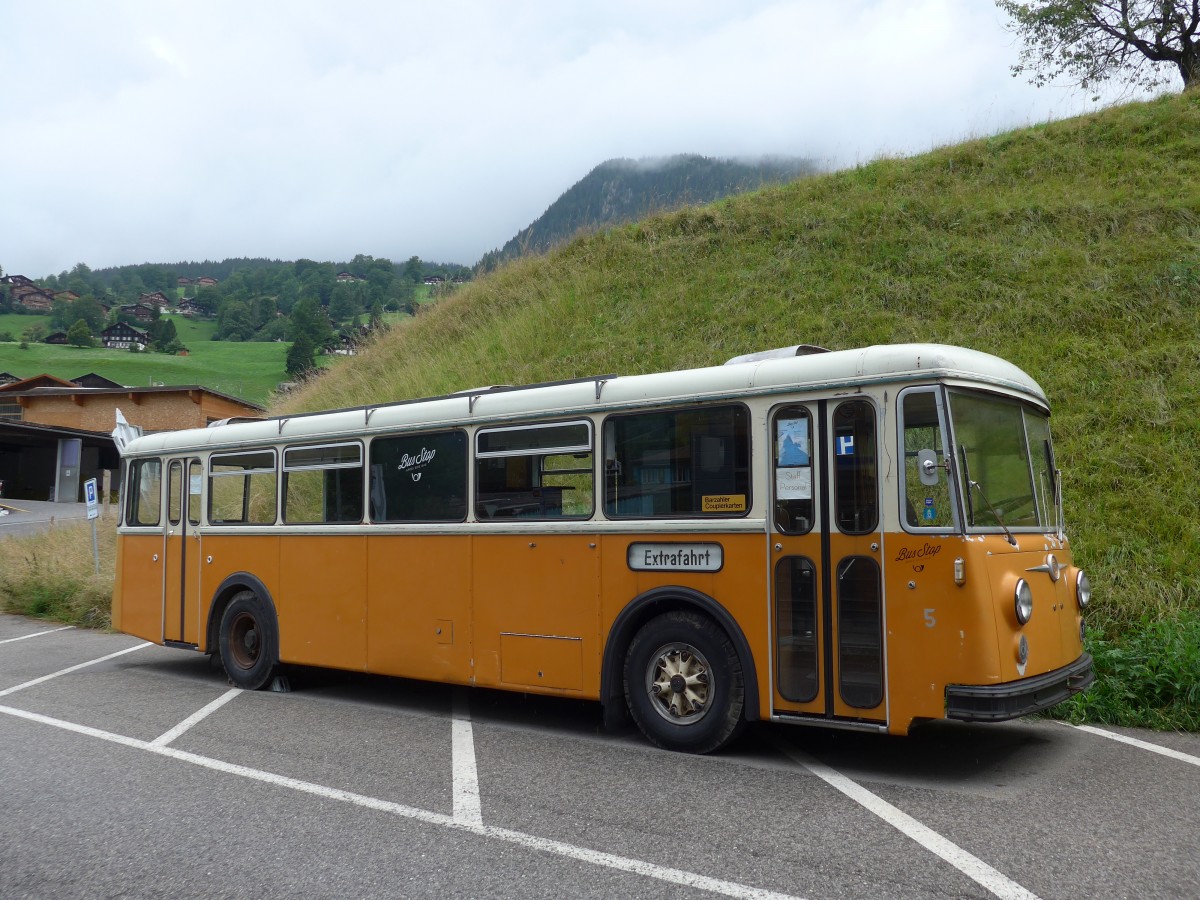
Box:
[121, 343, 1048, 456]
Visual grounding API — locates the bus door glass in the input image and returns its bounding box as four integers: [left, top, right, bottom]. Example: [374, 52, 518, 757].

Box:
[163, 457, 203, 645]
[771, 400, 886, 723]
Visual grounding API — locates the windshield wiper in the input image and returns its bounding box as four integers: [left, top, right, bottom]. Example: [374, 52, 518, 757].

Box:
[959, 445, 1017, 547]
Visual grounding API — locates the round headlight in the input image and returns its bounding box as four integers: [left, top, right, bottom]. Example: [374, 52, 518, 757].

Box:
[1015, 578, 1033, 625]
[1076, 569, 1091, 610]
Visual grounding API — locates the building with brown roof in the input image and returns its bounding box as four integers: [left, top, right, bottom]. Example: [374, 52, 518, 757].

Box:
[0, 382, 265, 433]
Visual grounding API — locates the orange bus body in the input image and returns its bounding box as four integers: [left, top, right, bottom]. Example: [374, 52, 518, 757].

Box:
[113, 344, 1093, 751]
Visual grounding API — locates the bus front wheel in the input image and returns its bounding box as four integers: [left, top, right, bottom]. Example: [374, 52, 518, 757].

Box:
[218, 590, 278, 691]
[623, 610, 745, 754]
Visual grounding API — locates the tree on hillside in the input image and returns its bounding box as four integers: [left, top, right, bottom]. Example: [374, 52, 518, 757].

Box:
[286, 333, 316, 379]
[999, 1, 1200, 94]
[67, 319, 93, 348]
[288, 296, 334, 350]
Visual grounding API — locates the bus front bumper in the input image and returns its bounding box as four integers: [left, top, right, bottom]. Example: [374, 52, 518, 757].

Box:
[945, 653, 1095, 722]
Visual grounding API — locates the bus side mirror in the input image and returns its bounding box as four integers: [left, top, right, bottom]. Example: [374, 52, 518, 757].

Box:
[917, 449, 940, 486]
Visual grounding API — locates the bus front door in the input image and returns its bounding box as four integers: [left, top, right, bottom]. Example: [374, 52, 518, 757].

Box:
[770, 401, 887, 726]
[162, 458, 203, 646]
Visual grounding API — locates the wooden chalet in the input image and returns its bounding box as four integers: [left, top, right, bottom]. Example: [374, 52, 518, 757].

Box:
[72, 372, 124, 389]
[44, 332, 70, 345]
[139, 291, 171, 308]
[12, 285, 56, 312]
[118, 303, 158, 323]
[101, 322, 149, 350]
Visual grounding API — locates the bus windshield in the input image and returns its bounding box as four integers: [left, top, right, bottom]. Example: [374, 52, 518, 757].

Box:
[949, 391, 1057, 531]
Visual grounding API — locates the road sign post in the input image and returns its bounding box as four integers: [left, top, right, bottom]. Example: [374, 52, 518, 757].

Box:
[85, 478, 100, 574]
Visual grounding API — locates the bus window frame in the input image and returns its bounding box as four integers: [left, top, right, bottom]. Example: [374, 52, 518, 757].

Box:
[946, 388, 1054, 534]
[601, 402, 753, 520]
[831, 398, 880, 536]
[281, 440, 365, 526]
[474, 418, 595, 522]
[208, 448, 278, 527]
[126, 457, 163, 528]
[367, 428, 469, 524]
[898, 386, 961, 535]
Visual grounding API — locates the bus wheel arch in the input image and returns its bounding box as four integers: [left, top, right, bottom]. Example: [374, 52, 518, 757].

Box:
[207, 573, 279, 691]
[602, 587, 758, 749]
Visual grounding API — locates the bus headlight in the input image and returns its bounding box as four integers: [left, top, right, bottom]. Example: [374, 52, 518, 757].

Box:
[1075, 569, 1091, 610]
[1014, 579, 1033, 625]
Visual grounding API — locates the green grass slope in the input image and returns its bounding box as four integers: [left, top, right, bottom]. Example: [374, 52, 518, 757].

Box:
[279, 93, 1200, 728]
[0, 318, 286, 404]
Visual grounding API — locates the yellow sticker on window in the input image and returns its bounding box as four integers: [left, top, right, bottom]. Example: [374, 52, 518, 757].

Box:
[701, 494, 746, 513]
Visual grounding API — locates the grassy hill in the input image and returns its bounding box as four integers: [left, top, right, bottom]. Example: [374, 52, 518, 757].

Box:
[279, 93, 1200, 728]
[0, 317, 288, 404]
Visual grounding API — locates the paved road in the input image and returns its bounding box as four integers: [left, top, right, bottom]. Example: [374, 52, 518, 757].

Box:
[1, 614, 1197, 899]
[0, 500, 95, 538]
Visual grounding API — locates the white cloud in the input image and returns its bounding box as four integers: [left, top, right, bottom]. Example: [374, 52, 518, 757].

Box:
[0, 0, 1150, 276]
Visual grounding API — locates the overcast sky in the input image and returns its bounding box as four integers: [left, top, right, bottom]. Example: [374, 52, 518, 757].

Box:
[0, 1, 1146, 277]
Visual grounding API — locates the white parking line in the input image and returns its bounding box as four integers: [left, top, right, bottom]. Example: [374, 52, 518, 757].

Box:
[0, 701, 804, 900]
[451, 688, 483, 826]
[150, 687, 243, 747]
[1065, 722, 1200, 767]
[0, 626, 74, 645]
[773, 739, 1041, 900]
[0, 642, 150, 698]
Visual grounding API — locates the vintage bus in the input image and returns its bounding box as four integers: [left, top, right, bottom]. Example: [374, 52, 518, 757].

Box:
[113, 343, 1094, 753]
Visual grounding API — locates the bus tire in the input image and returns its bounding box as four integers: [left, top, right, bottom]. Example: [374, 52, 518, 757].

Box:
[623, 610, 745, 754]
[218, 590, 278, 691]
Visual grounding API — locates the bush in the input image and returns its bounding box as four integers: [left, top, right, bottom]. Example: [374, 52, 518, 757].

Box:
[1057, 613, 1200, 730]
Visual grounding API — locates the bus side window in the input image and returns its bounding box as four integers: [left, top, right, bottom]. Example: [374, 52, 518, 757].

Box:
[603, 405, 750, 518]
[475, 420, 593, 521]
[901, 390, 954, 531]
[283, 443, 363, 525]
[833, 400, 878, 534]
[128, 459, 163, 527]
[209, 450, 277, 526]
[369, 430, 467, 523]
[773, 406, 813, 534]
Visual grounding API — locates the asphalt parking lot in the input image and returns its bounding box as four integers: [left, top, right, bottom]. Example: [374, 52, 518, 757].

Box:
[1, 614, 1198, 899]
[0, 500, 93, 538]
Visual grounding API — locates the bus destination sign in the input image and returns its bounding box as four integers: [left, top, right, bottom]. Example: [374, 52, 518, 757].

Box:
[627, 542, 724, 573]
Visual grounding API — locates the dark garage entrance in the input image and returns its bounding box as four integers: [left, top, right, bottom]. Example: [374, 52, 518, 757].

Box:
[0, 421, 119, 503]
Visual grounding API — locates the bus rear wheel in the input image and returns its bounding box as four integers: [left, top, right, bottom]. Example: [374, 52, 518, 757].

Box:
[623, 610, 745, 754]
[218, 590, 277, 690]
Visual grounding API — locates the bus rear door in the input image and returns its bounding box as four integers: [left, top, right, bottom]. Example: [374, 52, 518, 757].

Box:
[163, 457, 203, 646]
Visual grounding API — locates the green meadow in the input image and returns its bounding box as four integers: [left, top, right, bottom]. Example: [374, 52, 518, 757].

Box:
[0, 316, 288, 404]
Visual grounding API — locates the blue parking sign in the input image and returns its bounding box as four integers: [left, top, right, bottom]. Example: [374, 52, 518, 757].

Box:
[85, 478, 99, 520]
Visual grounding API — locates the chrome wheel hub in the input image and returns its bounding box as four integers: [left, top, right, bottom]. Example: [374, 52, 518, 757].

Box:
[645, 642, 712, 725]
